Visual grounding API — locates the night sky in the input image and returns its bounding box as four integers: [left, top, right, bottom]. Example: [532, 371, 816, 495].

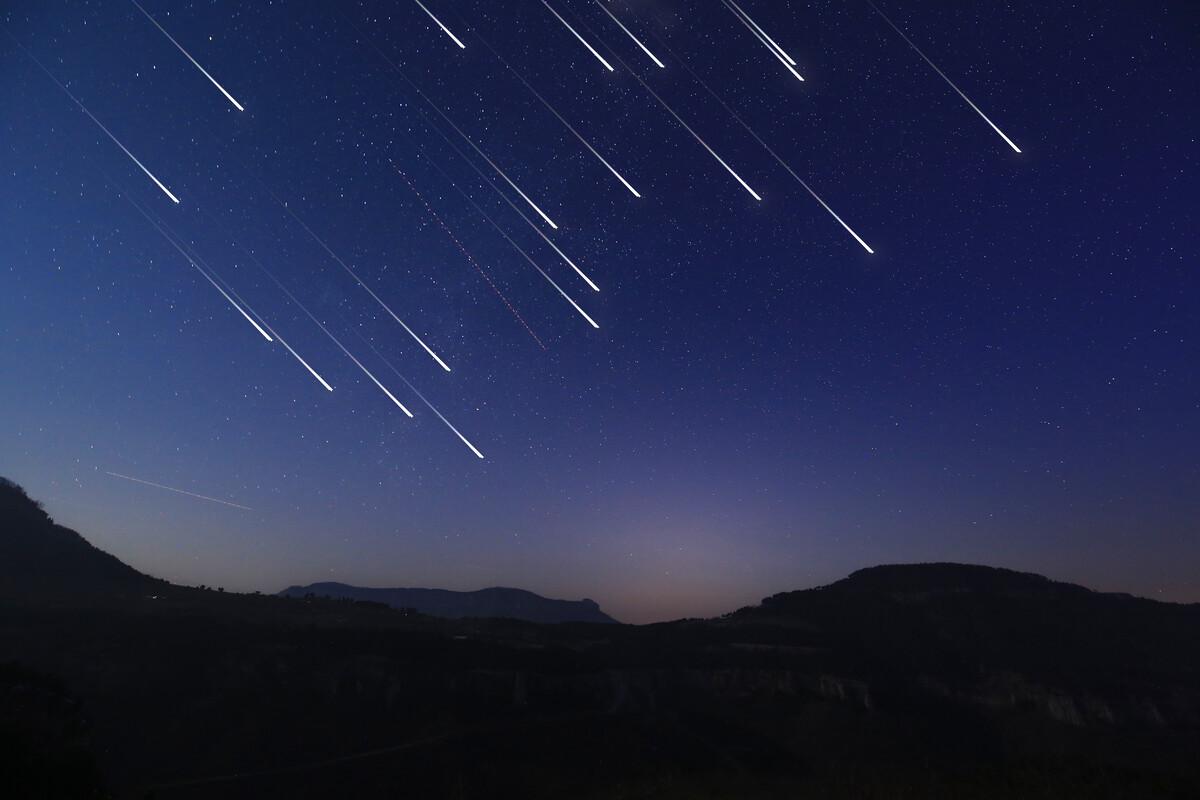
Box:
[2, 1, 1197, 623]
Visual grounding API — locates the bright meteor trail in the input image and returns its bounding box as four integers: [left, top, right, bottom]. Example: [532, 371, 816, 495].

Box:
[104, 471, 252, 511]
[357, 333, 487, 460]
[542, 0, 614, 72]
[129, 0, 245, 111]
[118, 189, 273, 342]
[867, 0, 1021, 154]
[405, 140, 600, 330]
[607, 47, 762, 202]
[4, 29, 181, 203]
[410, 0, 466, 50]
[255, 264, 414, 417]
[593, 1, 664, 69]
[473, 31, 641, 198]
[726, 0, 799, 67]
[651, 33, 874, 253]
[256, 182, 452, 373]
[719, 0, 803, 82]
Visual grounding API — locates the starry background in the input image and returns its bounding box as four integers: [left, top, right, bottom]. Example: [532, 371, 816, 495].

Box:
[1, 0, 1197, 623]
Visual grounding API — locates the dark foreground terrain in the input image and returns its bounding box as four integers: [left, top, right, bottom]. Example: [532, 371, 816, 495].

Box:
[2, 477, 1198, 799]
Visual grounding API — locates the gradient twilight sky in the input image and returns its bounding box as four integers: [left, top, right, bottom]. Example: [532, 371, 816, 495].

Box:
[2, 1, 1197, 623]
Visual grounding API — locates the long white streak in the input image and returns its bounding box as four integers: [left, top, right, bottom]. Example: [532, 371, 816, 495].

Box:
[123, 195, 273, 340]
[357, 334, 486, 459]
[727, 0, 797, 65]
[104, 470, 252, 511]
[436, 112, 560, 230]
[719, 0, 803, 82]
[594, 1, 664, 69]
[867, 0, 1020, 154]
[350, 22, 561, 231]
[271, 197, 452, 372]
[410, 0, 466, 49]
[405, 148, 600, 329]
[81, 106, 182, 203]
[5, 31, 182, 204]
[130, 0, 244, 111]
[542, 0, 614, 72]
[621, 62, 762, 201]
[262, 271, 413, 416]
[219, 280, 334, 392]
[414, 118, 601, 292]
[478, 35, 640, 197]
[660, 40, 873, 253]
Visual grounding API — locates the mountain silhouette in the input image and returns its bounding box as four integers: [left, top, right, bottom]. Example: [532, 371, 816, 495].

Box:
[3, 476, 1199, 798]
[0, 476, 162, 600]
[280, 582, 618, 624]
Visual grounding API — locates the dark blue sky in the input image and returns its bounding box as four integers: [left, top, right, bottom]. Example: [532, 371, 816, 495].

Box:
[2, 0, 1197, 622]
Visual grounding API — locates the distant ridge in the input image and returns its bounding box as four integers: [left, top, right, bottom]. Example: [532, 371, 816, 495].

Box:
[279, 582, 619, 624]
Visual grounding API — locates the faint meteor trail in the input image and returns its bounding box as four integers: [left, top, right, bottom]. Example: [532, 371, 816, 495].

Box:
[255, 182, 452, 372]
[604, 46, 762, 201]
[104, 471, 252, 511]
[117, 188, 273, 341]
[867, 0, 1021, 154]
[472, 31, 641, 198]
[593, 1, 663, 69]
[3, 29, 180, 203]
[650, 32, 874, 253]
[542, 0, 614, 72]
[726, 0, 798, 66]
[410, 0, 466, 49]
[129, 0, 244, 111]
[405, 139, 600, 330]
[720, 0, 804, 82]
[254, 263, 413, 416]
[355, 332, 486, 459]
[391, 160, 547, 350]
[348, 21, 561, 231]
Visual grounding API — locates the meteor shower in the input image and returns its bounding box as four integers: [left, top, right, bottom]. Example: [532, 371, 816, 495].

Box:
[2, 1, 1198, 798]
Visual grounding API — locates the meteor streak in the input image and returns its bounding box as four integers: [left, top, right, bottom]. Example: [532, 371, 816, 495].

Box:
[474, 32, 641, 198]
[129, 0, 244, 111]
[719, 0, 803, 82]
[727, 0, 798, 66]
[867, 0, 1021, 154]
[593, 1, 664, 69]
[415, 113, 601, 293]
[119, 190, 273, 341]
[608, 48, 762, 201]
[257, 265, 413, 416]
[652, 33, 874, 253]
[349, 22, 561, 231]
[407, 141, 600, 330]
[410, 0, 466, 49]
[104, 471, 252, 511]
[356, 333, 486, 459]
[257, 183, 452, 372]
[541, 0, 614, 72]
[217, 278, 334, 392]
[391, 160, 547, 350]
[3, 29, 180, 203]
